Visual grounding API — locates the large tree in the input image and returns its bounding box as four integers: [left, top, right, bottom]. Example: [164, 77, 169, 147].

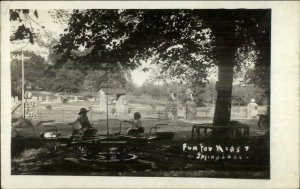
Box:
[199, 10, 270, 125]
[54, 9, 270, 127]
[11, 9, 270, 129]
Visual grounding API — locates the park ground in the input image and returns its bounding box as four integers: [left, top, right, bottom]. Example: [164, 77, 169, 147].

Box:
[11, 100, 269, 178]
[13, 100, 267, 139]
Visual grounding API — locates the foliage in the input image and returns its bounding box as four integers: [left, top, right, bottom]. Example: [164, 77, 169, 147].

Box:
[124, 81, 139, 95]
[133, 80, 214, 107]
[150, 103, 156, 110]
[12, 148, 49, 164]
[81, 70, 106, 92]
[10, 9, 270, 92]
[189, 82, 206, 107]
[11, 57, 130, 95]
[11, 50, 83, 94]
[10, 9, 39, 44]
[165, 102, 177, 119]
[50, 69, 85, 93]
[54, 10, 140, 71]
[45, 105, 52, 110]
[54, 10, 270, 124]
[62, 98, 68, 104]
[232, 84, 266, 106]
[54, 10, 216, 83]
[161, 82, 188, 103]
[242, 67, 269, 94]
[137, 80, 166, 98]
[11, 57, 22, 97]
[82, 69, 129, 92]
[10, 9, 270, 127]
[34, 32, 61, 65]
[127, 80, 266, 108]
[10, 51, 50, 97]
[185, 100, 197, 119]
[48, 10, 72, 25]
[202, 81, 216, 105]
[11, 52, 130, 95]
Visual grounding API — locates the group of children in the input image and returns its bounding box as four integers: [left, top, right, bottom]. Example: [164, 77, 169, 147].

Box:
[69, 108, 144, 136]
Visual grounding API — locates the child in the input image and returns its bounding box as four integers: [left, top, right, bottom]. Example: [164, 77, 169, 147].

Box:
[124, 112, 145, 135]
[69, 108, 93, 136]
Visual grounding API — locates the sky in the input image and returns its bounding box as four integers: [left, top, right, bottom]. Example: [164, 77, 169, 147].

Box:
[131, 68, 151, 86]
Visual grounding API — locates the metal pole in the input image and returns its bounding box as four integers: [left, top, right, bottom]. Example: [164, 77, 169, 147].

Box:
[21, 49, 25, 118]
[176, 87, 179, 107]
[62, 109, 64, 121]
[106, 70, 109, 136]
[107, 94, 109, 136]
[105, 70, 110, 160]
[212, 82, 215, 108]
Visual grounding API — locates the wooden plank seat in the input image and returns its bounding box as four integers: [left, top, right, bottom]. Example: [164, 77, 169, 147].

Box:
[191, 123, 249, 140]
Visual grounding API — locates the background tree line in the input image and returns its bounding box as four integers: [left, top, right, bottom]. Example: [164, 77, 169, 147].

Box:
[11, 50, 128, 96]
[11, 48, 266, 107]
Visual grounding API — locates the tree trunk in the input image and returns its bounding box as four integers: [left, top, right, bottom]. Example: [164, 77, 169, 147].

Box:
[206, 12, 237, 128]
[213, 63, 234, 126]
[212, 32, 236, 127]
[211, 40, 236, 138]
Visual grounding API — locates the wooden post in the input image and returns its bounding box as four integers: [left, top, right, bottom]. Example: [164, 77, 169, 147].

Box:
[62, 109, 64, 121]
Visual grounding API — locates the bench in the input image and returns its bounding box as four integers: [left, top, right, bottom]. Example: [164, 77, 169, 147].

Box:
[191, 124, 250, 140]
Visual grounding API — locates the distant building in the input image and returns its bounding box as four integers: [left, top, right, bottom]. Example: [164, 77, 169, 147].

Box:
[98, 88, 128, 114]
[98, 88, 126, 97]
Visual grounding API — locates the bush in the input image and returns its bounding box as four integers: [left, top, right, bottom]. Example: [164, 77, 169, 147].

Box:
[12, 148, 49, 163]
[62, 98, 68, 104]
[150, 103, 156, 110]
[45, 105, 52, 110]
[165, 102, 177, 119]
[84, 94, 94, 99]
[111, 107, 117, 115]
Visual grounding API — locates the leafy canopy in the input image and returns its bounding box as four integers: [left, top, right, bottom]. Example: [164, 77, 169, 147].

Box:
[55, 10, 216, 83]
[55, 9, 270, 88]
[10, 9, 39, 44]
[9, 9, 270, 92]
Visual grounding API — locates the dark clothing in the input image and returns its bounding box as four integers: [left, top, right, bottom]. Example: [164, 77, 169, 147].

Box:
[71, 114, 92, 129]
[70, 114, 92, 136]
[127, 127, 145, 135]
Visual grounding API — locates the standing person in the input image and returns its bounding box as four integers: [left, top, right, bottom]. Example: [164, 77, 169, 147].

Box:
[69, 107, 93, 136]
[124, 112, 144, 135]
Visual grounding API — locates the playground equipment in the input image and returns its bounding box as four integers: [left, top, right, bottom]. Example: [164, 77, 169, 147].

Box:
[257, 114, 269, 130]
[40, 121, 175, 162]
[191, 123, 250, 141]
[257, 106, 270, 130]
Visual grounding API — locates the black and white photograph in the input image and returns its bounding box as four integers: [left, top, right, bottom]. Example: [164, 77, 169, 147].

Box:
[1, 1, 299, 189]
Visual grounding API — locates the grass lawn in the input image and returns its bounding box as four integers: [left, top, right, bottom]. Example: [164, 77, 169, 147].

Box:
[14, 116, 263, 141]
[12, 114, 268, 178]
[15, 118, 195, 138]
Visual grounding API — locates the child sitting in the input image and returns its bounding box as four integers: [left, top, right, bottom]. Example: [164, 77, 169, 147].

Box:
[69, 108, 94, 137]
[124, 112, 145, 135]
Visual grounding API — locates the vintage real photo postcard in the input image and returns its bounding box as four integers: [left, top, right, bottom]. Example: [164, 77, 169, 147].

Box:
[1, 1, 299, 189]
